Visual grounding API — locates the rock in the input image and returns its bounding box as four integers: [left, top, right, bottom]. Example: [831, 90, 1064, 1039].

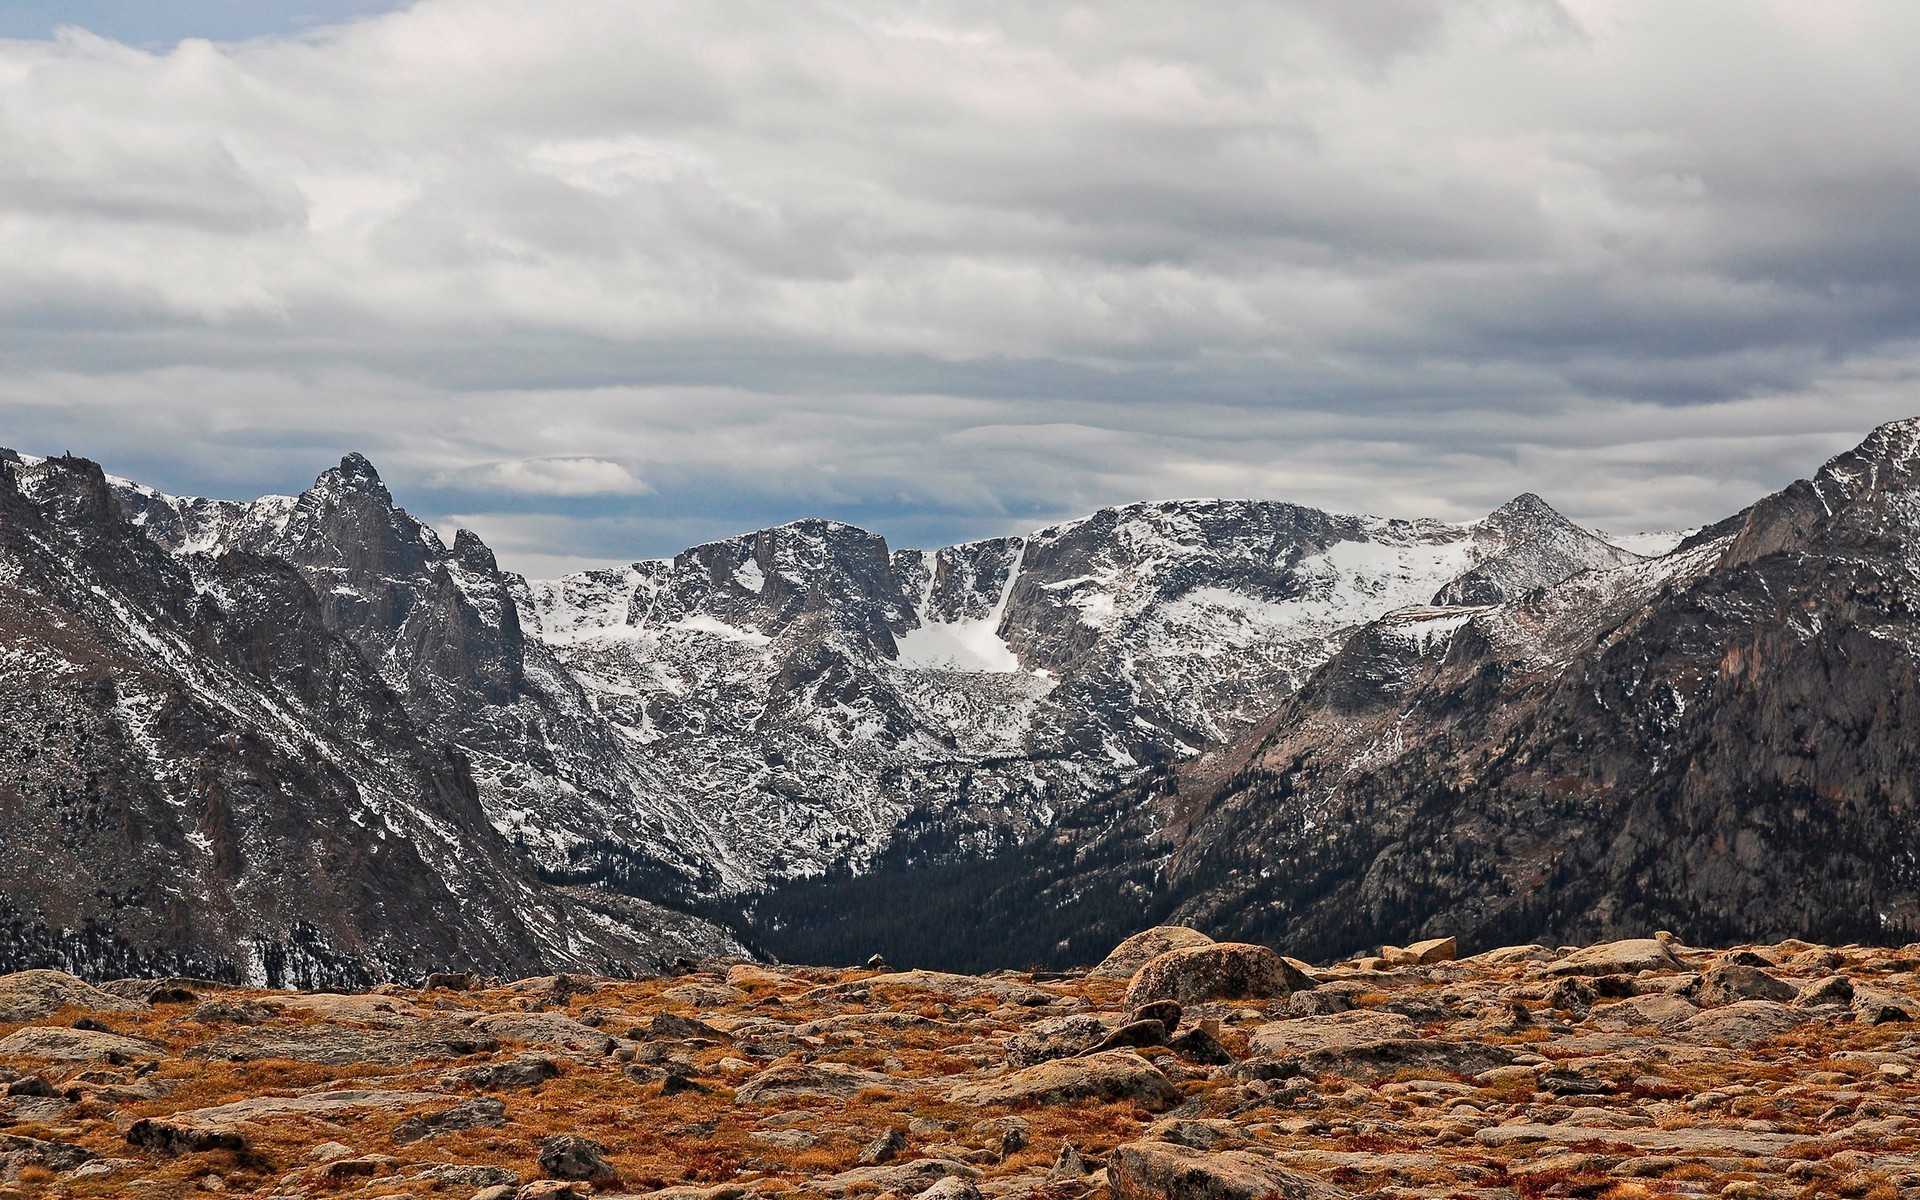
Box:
[1131, 999, 1183, 1032]
[1591, 993, 1700, 1029]
[538, 1134, 616, 1182]
[1144, 1118, 1255, 1151]
[0, 971, 147, 1021]
[178, 1089, 440, 1125]
[189, 999, 277, 1025]
[1006, 1015, 1111, 1067]
[1545, 939, 1682, 977]
[473, 1012, 615, 1055]
[1108, 1140, 1349, 1200]
[1693, 965, 1797, 1006]
[948, 1049, 1181, 1110]
[646, 1012, 726, 1041]
[1249, 1009, 1416, 1054]
[1125, 944, 1313, 1009]
[444, 1054, 562, 1091]
[1674, 1000, 1809, 1046]
[392, 1097, 508, 1143]
[1091, 1018, 1170, 1053]
[915, 1178, 982, 1200]
[0, 1133, 96, 1177]
[867, 954, 893, 972]
[858, 1126, 907, 1165]
[0, 1026, 163, 1063]
[1091, 927, 1218, 980]
[1052, 1142, 1091, 1179]
[660, 1072, 707, 1095]
[516, 1183, 584, 1200]
[1796, 975, 1855, 1006]
[735, 1061, 898, 1104]
[1406, 936, 1458, 964]
[1167, 1026, 1233, 1065]
[125, 1118, 248, 1155]
[1283, 990, 1353, 1017]
[188, 1022, 498, 1066]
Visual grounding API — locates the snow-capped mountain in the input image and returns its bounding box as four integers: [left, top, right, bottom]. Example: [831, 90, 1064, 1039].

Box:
[789, 418, 1920, 971]
[0, 439, 1668, 982]
[519, 493, 1639, 897]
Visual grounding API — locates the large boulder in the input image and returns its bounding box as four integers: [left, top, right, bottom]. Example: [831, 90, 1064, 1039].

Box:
[0, 971, 147, 1022]
[1126, 944, 1312, 1009]
[1249, 1010, 1416, 1055]
[948, 1049, 1181, 1110]
[1091, 927, 1218, 980]
[1109, 1140, 1349, 1200]
[1544, 939, 1681, 977]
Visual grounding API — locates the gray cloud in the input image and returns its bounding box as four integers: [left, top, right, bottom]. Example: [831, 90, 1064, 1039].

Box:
[2, 1, 1919, 573]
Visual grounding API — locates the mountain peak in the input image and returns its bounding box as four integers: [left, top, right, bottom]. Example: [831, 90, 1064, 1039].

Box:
[318, 453, 391, 503]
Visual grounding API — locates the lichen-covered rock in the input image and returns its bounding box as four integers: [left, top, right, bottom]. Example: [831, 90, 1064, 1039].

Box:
[1091, 927, 1218, 980]
[1125, 944, 1312, 1009]
[1693, 964, 1797, 1006]
[1545, 939, 1682, 977]
[735, 1061, 898, 1104]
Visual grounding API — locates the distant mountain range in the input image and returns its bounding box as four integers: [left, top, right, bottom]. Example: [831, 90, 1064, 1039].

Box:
[2, 421, 1915, 983]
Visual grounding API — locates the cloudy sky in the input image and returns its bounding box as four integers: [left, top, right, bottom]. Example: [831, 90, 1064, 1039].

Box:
[3, 1, 1919, 575]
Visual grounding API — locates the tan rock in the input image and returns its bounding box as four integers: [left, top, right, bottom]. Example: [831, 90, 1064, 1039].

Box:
[735, 1061, 899, 1104]
[1544, 938, 1682, 977]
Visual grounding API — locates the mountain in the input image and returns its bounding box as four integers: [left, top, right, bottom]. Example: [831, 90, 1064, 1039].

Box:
[23, 414, 1867, 984]
[0, 451, 739, 985]
[768, 418, 1920, 970]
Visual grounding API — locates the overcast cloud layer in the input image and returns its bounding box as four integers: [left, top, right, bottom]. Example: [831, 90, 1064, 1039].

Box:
[5, 1, 1920, 575]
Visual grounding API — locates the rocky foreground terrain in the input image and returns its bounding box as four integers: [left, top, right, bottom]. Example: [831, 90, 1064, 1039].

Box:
[2, 930, 1919, 1200]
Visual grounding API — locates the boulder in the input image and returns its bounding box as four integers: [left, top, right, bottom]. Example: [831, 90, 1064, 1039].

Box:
[0, 1026, 163, 1063]
[0, 1133, 96, 1177]
[1249, 1010, 1416, 1055]
[1406, 937, 1458, 964]
[1091, 927, 1218, 980]
[189, 999, 277, 1025]
[125, 1118, 248, 1155]
[0, 971, 147, 1021]
[1692, 964, 1796, 1006]
[1673, 1000, 1808, 1046]
[443, 1054, 561, 1091]
[948, 1049, 1181, 1110]
[1006, 1015, 1111, 1067]
[735, 1061, 898, 1104]
[1796, 975, 1855, 1006]
[1544, 939, 1681, 977]
[1090, 1018, 1170, 1053]
[538, 1134, 616, 1182]
[1109, 1140, 1349, 1200]
[916, 1178, 982, 1200]
[473, 1012, 615, 1055]
[1125, 944, 1312, 1009]
[392, 1097, 508, 1143]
